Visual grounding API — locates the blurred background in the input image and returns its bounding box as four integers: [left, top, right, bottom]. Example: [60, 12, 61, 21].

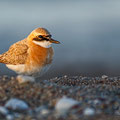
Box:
[0, 0, 120, 79]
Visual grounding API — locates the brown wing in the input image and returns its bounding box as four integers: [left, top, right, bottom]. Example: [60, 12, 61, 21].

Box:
[0, 39, 28, 65]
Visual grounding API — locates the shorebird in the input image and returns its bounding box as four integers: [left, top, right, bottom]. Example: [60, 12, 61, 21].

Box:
[0, 28, 60, 83]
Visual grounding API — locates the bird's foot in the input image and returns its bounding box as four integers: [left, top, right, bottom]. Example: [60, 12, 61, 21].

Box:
[16, 75, 35, 84]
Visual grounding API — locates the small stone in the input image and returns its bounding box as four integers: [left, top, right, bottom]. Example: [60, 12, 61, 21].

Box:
[5, 98, 29, 111]
[17, 75, 35, 84]
[64, 75, 67, 78]
[0, 106, 9, 115]
[41, 109, 50, 115]
[93, 99, 101, 105]
[115, 110, 120, 115]
[55, 96, 79, 115]
[102, 75, 108, 79]
[6, 114, 14, 120]
[83, 108, 95, 116]
[35, 106, 50, 115]
[11, 77, 15, 80]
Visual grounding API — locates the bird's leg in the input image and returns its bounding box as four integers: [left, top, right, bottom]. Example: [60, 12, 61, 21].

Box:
[16, 75, 35, 84]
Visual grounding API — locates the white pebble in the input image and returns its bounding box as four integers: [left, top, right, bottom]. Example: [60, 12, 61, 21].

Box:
[102, 75, 108, 79]
[5, 98, 29, 111]
[35, 106, 50, 115]
[64, 75, 67, 78]
[93, 99, 101, 105]
[17, 75, 35, 84]
[0, 106, 9, 115]
[55, 96, 78, 115]
[83, 108, 95, 116]
[115, 110, 120, 115]
[6, 114, 14, 120]
[41, 109, 50, 115]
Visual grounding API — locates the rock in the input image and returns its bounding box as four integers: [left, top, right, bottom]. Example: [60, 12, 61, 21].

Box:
[93, 99, 101, 105]
[35, 106, 50, 116]
[64, 75, 67, 78]
[0, 106, 9, 115]
[6, 114, 14, 120]
[55, 96, 79, 115]
[115, 110, 120, 115]
[5, 98, 29, 111]
[41, 109, 50, 115]
[83, 108, 95, 116]
[102, 75, 108, 79]
[17, 75, 35, 84]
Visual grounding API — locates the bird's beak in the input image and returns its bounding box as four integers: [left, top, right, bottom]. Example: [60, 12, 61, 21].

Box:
[49, 38, 60, 44]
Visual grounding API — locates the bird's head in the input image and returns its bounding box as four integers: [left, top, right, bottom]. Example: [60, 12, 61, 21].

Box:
[27, 28, 60, 48]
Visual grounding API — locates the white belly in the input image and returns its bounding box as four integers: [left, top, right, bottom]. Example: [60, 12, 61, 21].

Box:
[6, 64, 25, 74]
[6, 64, 51, 77]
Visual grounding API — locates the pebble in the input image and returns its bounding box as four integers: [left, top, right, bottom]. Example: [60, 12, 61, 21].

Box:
[0, 75, 120, 119]
[93, 99, 101, 105]
[5, 98, 29, 111]
[41, 109, 50, 115]
[55, 96, 79, 115]
[0, 106, 9, 115]
[17, 75, 35, 84]
[6, 114, 14, 120]
[102, 75, 108, 79]
[115, 110, 120, 115]
[35, 106, 50, 115]
[83, 108, 95, 116]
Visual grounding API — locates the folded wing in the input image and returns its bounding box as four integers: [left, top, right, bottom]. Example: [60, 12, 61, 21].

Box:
[0, 39, 28, 65]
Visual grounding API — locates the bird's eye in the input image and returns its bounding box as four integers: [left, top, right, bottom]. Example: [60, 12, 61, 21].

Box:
[38, 35, 43, 38]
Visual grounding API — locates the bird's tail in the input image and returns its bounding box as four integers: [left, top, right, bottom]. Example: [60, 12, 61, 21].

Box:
[0, 54, 8, 64]
[0, 54, 4, 63]
[0, 55, 2, 62]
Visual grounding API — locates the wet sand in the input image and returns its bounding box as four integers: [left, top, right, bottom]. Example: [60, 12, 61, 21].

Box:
[0, 75, 120, 120]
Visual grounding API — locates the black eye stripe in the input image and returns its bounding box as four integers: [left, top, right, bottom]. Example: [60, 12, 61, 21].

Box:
[33, 35, 51, 41]
[33, 37, 49, 41]
[46, 35, 52, 37]
[33, 38, 42, 41]
[38, 35, 51, 38]
[43, 38, 49, 41]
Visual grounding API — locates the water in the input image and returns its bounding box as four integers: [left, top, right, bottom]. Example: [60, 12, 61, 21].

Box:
[0, 0, 120, 78]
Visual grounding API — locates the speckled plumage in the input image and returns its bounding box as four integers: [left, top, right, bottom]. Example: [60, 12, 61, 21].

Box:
[0, 39, 28, 65]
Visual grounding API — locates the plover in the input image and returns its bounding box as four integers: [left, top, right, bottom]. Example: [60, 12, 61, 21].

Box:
[0, 28, 60, 83]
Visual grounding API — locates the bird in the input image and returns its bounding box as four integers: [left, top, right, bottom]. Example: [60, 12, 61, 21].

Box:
[0, 28, 60, 83]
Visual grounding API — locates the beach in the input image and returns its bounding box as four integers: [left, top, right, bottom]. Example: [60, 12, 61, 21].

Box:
[0, 75, 120, 120]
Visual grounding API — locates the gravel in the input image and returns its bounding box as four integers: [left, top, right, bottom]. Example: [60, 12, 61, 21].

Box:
[0, 75, 120, 119]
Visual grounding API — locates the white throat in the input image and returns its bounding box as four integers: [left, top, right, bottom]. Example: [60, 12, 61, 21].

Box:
[33, 41, 52, 48]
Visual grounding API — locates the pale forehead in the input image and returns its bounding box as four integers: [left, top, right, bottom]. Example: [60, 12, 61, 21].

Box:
[33, 28, 50, 36]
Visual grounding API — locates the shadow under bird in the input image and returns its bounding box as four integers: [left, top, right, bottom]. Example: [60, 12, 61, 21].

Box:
[0, 28, 60, 83]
